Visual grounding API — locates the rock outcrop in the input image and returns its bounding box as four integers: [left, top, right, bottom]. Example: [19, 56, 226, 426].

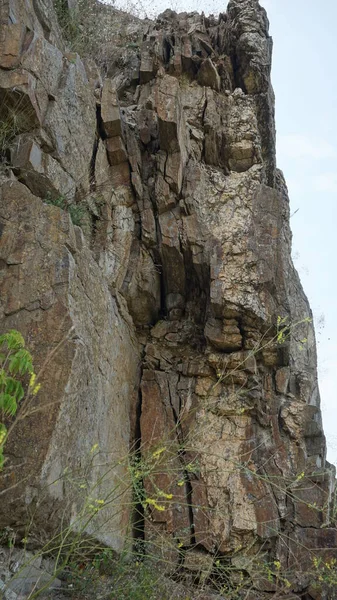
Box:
[0, 0, 335, 597]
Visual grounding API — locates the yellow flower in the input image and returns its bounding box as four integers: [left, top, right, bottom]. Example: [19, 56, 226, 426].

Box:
[145, 498, 166, 511]
[0, 425, 7, 445]
[152, 447, 166, 460]
[32, 383, 41, 396]
[29, 372, 36, 388]
[158, 491, 173, 500]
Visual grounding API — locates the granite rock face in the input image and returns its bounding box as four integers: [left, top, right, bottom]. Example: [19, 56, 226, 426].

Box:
[0, 0, 335, 596]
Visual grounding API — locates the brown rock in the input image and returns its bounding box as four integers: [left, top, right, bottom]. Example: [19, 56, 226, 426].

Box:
[205, 318, 242, 352]
[156, 75, 182, 153]
[0, 23, 25, 69]
[275, 366, 290, 394]
[0, 1, 334, 594]
[140, 40, 155, 83]
[105, 136, 128, 165]
[228, 139, 256, 172]
[101, 79, 122, 138]
[0, 181, 140, 550]
[11, 136, 76, 200]
[0, 69, 45, 126]
[198, 58, 220, 91]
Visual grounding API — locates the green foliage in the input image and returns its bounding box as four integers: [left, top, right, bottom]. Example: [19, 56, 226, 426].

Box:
[129, 453, 146, 507]
[44, 192, 85, 227]
[0, 330, 39, 469]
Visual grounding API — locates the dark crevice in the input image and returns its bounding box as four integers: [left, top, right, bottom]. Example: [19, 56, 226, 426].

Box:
[96, 104, 107, 141]
[237, 317, 246, 350]
[167, 380, 196, 546]
[151, 198, 168, 320]
[182, 244, 209, 329]
[88, 106, 105, 250]
[162, 36, 172, 64]
[185, 477, 196, 546]
[201, 90, 208, 163]
[89, 132, 99, 192]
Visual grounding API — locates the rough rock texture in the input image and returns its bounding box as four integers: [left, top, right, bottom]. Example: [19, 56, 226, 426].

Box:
[0, 179, 140, 550]
[0, 0, 140, 550]
[0, 0, 336, 597]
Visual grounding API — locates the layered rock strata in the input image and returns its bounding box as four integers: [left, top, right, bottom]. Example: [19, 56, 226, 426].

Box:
[0, 0, 335, 596]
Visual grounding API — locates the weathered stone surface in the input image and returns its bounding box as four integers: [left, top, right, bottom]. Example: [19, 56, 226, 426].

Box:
[0, 23, 25, 69]
[205, 318, 242, 352]
[197, 58, 220, 91]
[0, 181, 140, 550]
[0, 68, 46, 127]
[0, 0, 335, 597]
[140, 40, 155, 83]
[11, 135, 76, 200]
[101, 79, 122, 138]
[105, 135, 128, 165]
[42, 54, 96, 194]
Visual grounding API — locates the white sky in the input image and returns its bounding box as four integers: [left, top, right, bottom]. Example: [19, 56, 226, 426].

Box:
[114, 0, 337, 465]
[265, 0, 337, 466]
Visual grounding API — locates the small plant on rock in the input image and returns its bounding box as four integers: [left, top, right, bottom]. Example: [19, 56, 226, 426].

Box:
[0, 330, 40, 469]
[44, 192, 86, 227]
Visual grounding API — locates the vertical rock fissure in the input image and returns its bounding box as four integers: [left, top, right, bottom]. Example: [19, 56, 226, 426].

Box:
[89, 134, 99, 194]
[167, 381, 196, 547]
[89, 106, 103, 189]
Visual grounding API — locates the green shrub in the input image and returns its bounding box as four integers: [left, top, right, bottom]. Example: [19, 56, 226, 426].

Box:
[0, 330, 39, 469]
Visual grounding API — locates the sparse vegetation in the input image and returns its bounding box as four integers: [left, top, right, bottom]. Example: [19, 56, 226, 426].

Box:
[0, 320, 336, 599]
[52, 0, 142, 71]
[0, 94, 34, 165]
[44, 192, 86, 227]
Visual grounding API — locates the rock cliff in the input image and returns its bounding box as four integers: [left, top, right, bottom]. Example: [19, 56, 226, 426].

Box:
[0, 0, 336, 597]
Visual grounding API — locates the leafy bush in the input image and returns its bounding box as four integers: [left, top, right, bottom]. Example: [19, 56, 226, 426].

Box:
[0, 330, 40, 469]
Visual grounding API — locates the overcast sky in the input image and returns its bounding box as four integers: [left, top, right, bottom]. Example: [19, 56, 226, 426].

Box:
[258, 0, 337, 467]
[115, 0, 337, 465]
